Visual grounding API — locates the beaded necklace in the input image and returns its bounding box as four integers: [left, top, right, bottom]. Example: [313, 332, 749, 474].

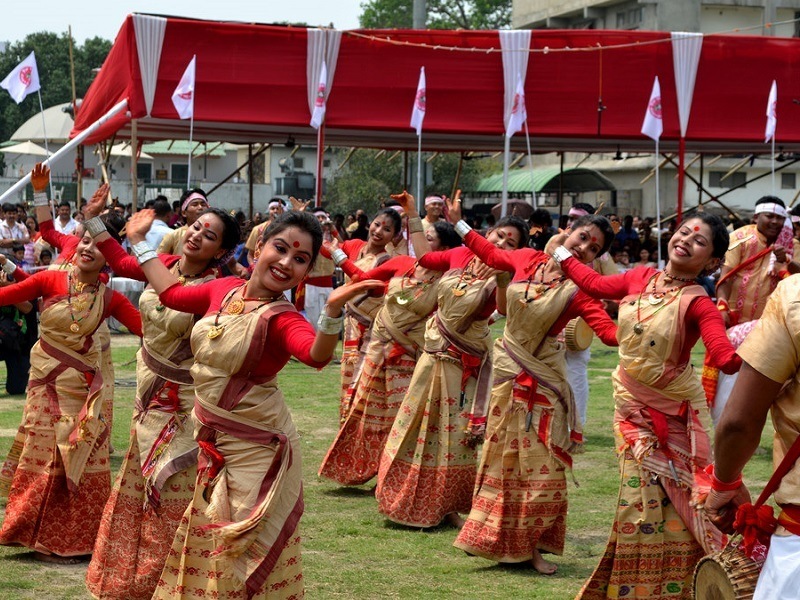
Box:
[632, 271, 692, 335]
[155, 260, 207, 312]
[206, 283, 282, 339]
[451, 257, 480, 297]
[396, 263, 437, 305]
[519, 260, 565, 306]
[67, 269, 100, 333]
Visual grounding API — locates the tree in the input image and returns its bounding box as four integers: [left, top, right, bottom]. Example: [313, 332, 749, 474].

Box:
[359, 0, 511, 30]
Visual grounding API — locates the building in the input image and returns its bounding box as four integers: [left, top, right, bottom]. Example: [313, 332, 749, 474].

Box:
[513, 0, 800, 36]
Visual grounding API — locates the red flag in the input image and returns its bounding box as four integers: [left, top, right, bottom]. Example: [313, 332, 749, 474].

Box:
[410, 67, 426, 136]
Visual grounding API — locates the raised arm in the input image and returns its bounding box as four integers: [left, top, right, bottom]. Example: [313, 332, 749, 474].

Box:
[390, 190, 433, 258]
[556, 248, 641, 300]
[571, 292, 618, 346]
[462, 228, 517, 272]
[692, 297, 741, 374]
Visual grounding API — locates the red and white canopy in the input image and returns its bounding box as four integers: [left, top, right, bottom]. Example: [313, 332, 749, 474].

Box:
[72, 14, 800, 154]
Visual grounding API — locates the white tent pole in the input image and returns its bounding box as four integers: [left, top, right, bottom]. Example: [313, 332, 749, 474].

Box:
[523, 120, 536, 209]
[0, 99, 129, 205]
[655, 138, 663, 269]
[187, 115, 194, 190]
[416, 133, 423, 214]
[501, 135, 510, 217]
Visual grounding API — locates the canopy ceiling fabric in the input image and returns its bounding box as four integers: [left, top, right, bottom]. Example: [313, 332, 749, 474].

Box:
[73, 14, 800, 154]
[474, 167, 616, 194]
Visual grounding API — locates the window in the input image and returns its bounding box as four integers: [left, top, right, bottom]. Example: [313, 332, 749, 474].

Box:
[136, 163, 152, 183]
[782, 172, 796, 190]
[616, 12, 626, 28]
[323, 159, 331, 168]
[709, 171, 746, 189]
[293, 157, 305, 169]
[629, 7, 643, 25]
[171, 163, 189, 185]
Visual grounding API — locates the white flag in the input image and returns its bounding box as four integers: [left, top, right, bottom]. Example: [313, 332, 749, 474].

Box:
[310, 61, 328, 129]
[506, 75, 527, 138]
[765, 80, 777, 143]
[171, 55, 196, 120]
[641, 76, 663, 141]
[410, 67, 426, 136]
[0, 51, 40, 104]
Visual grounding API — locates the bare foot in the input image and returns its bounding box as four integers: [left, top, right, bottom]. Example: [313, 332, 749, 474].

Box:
[34, 551, 88, 565]
[444, 512, 465, 529]
[531, 549, 558, 575]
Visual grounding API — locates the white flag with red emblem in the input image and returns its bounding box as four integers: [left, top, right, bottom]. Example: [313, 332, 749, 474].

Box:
[171, 55, 196, 119]
[641, 76, 663, 141]
[310, 61, 328, 129]
[506, 75, 527, 138]
[765, 80, 777, 143]
[0, 51, 40, 104]
[410, 67, 426, 136]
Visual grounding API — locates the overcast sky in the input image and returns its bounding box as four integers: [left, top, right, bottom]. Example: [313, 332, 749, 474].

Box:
[0, 1, 364, 45]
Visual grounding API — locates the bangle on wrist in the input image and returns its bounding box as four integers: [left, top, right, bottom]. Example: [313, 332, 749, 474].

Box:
[317, 306, 344, 335]
[705, 464, 743, 492]
[553, 245, 573, 265]
[716, 299, 730, 313]
[131, 240, 154, 259]
[33, 192, 49, 207]
[1, 260, 16, 276]
[454, 219, 472, 238]
[331, 249, 347, 266]
[136, 250, 158, 266]
[408, 216, 424, 235]
[84, 216, 106, 238]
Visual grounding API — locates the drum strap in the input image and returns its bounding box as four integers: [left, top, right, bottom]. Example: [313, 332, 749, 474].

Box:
[735, 433, 800, 553]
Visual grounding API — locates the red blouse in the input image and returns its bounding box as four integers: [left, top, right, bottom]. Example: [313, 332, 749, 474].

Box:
[40, 219, 79, 262]
[97, 238, 182, 281]
[561, 258, 740, 373]
[0, 269, 142, 336]
[464, 230, 617, 345]
[159, 277, 329, 377]
[340, 254, 417, 282]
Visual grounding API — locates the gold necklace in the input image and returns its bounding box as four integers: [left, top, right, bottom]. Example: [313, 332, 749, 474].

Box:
[67, 269, 100, 333]
[206, 284, 282, 339]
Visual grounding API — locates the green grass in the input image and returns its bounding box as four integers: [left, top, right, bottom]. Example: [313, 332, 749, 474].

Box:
[0, 331, 776, 599]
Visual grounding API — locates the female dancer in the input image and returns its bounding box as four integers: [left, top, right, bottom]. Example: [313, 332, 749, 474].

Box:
[452, 214, 618, 573]
[123, 208, 381, 599]
[0, 164, 142, 562]
[319, 193, 461, 486]
[556, 215, 741, 599]
[376, 215, 528, 528]
[336, 208, 401, 422]
[83, 194, 241, 599]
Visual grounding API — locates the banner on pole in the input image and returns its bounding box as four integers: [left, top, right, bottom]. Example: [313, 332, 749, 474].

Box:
[310, 61, 328, 129]
[506, 75, 527, 138]
[765, 80, 777, 143]
[410, 67, 426, 135]
[641, 76, 663, 141]
[171, 55, 196, 119]
[1, 51, 40, 104]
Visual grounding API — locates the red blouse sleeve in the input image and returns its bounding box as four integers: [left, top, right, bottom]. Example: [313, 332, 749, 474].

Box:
[97, 238, 177, 281]
[561, 257, 653, 300]
[463, 230, 517, 272]
[12, 266, 29, 282]
[268, 311, 330, 368]
[39, 219, 76, 252]
[341, 239, 366, 260]
[109, 290, 143, 337]
[0, 270, 49, 304]
[570, 292, 618, 346]
[689, 296, 742, 374]
[159, 277, 239, 316]
[417, 246, 474, 271]
[346, 255, 415, 281]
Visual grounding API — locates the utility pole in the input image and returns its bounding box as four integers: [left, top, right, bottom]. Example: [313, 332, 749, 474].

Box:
[413, 0, 426, 29]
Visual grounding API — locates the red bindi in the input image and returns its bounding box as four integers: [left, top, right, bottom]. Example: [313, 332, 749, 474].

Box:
[693, 226, 700, 231]
[293, 241, 300, 248]
[591, 236, 597, 242]
[203, 222, 210, 228]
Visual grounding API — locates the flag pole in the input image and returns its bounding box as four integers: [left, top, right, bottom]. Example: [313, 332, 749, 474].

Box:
[315, 124, 325, 207]
[0, 99, 129, 205]
[771, 136, 776, 196]
[501, 134, 511, 218]
[416, 134, 423, 215]
[36, 89, 56, 218]
[187, 115, 194, 190]
[523, 121, 536, 209]
[655, 138, 662, 269]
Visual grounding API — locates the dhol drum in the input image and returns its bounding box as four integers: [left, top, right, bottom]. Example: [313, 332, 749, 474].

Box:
[693, 537, 766, 599]
[564, 317, 593, 352]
